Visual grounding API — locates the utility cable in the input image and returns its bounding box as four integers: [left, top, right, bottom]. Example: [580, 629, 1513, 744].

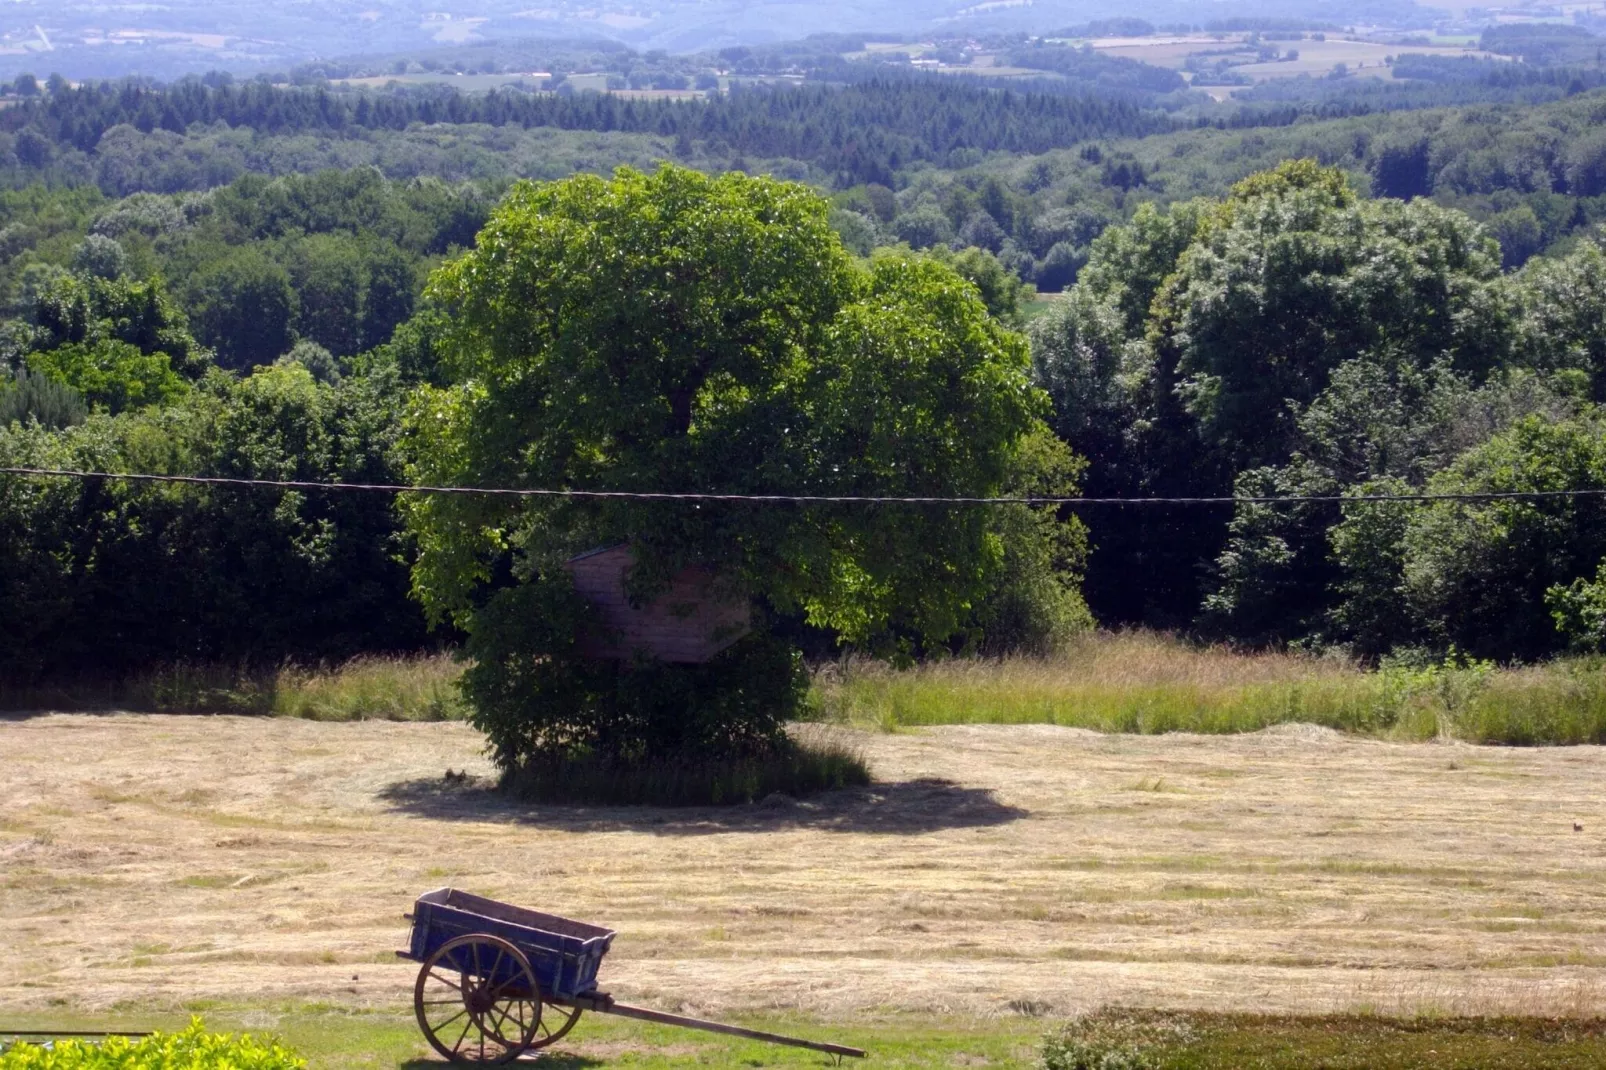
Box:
[4, 466, 1606, 505]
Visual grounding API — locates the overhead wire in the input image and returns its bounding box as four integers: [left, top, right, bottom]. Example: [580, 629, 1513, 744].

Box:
[3, 466, 1605, 505]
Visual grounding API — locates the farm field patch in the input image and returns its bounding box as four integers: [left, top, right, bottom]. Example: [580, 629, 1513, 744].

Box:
[4, 714, 1606, 1029]
[1079, 33, 1495, 83]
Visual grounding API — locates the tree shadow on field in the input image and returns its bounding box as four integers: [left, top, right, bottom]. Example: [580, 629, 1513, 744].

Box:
[378, 775, 1028, 836]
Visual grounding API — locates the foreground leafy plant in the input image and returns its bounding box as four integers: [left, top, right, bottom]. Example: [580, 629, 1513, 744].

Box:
[0, 1020, 304, 1069]
[1040, 1011, 1196, 1070]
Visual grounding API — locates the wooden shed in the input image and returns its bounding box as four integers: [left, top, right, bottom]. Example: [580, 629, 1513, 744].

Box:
[564, 544, 751, 664]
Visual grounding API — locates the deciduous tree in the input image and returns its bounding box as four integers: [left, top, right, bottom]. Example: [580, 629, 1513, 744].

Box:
[405, 164, 1063, 770]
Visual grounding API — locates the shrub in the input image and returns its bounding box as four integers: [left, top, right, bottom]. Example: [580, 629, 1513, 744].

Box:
[1401, 415, 1606, 661]
[1040, 1012, 1196, 1070]
[0, 1020, 304, 1069]
[1039, 1034, 1156, 1070]
[1549, 559, 1606, 653]
[501, 730, 870, 806]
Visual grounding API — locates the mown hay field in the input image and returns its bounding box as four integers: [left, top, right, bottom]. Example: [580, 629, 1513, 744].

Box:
[4, 711, 1606, 1027]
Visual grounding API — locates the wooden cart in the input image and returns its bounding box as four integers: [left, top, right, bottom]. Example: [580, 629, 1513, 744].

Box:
[399, 888, 867, 1064]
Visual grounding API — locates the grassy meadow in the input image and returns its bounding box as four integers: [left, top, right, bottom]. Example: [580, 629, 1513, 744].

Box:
[10, 1007, 1606, 1068]
[7, 631, 1606, 746]
[0, 655, 467, 721]
[813, 632, 1606, 746]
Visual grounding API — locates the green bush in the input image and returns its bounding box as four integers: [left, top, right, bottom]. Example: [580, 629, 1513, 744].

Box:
[1400, 415, 1606, 661]
[501, 731, 871, 806]
[0, 1021, 304, 1069]
[1039, 1012, 1195, 1070]
[1549, 559, 1606, 653]
[1039, 1034, 1156, 1070]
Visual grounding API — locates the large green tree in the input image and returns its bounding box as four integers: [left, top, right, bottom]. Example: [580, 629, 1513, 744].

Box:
[1032, 161, 1518, 632]
[405, 164, 1064, 771]
[182, 248, 297, 371]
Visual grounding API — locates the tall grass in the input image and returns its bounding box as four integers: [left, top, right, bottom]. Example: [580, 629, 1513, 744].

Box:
[10, 633, 1606, 746]
[0, 654, 467, 721]
[813, 632, 1606, 746]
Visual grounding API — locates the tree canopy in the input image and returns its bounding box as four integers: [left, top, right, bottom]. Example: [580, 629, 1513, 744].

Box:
[404, 163, 1069, 768]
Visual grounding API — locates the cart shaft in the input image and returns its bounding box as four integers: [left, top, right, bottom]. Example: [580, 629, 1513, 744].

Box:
[564, 994, 866, 1059]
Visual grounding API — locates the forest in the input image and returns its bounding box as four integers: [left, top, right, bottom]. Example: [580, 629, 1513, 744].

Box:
[3, 67, 1606, 686]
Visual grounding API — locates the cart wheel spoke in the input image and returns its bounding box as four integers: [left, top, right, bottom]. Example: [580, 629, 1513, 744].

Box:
[524, 1001, 583, 1051]
[415, 933, 541, 1063]
[426, 969, 464, 993]
[451, 1016, 474, 1055]
[430, 1008, 468, 1031]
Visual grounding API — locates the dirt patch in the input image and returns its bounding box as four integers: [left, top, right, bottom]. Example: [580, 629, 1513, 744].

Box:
[3, 715, 1606, 1018]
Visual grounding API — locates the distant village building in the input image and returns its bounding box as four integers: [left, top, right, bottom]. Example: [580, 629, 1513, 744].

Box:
[563, 544, 751, 664]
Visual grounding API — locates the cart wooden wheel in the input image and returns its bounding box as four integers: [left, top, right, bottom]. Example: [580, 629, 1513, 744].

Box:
[483, 997, 581, 1052]
[414, 933, 540, 1064]
[521, 1001, 583, 1052]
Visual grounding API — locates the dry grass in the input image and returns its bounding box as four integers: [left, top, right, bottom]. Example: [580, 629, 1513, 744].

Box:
[5, 714, 1606, 1021]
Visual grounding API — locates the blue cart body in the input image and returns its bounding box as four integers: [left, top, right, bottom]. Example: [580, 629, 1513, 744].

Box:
[404, 888, 616, 999]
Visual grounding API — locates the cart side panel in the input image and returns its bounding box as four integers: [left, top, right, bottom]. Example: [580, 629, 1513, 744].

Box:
[408, 889, 614, 998]
[428, 888, 615, 943]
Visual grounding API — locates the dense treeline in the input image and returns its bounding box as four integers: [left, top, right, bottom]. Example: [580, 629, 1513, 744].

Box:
[1032, 160, 1606, 659]
[1, 78, 1167, 187]
[1481, 24, 1605, 66]
[0, 170, 503, 676]
[6, 160, 1606, 673]
[0, 164, 1097, 683]
[7, 73, 1606, 289]
[0, 364, 423, 677]
[999, 45, 1188, 96]
[856, 89, 1606, 297]
[1234, 61, 1606, 114]
[6, 88, 1606, 675]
